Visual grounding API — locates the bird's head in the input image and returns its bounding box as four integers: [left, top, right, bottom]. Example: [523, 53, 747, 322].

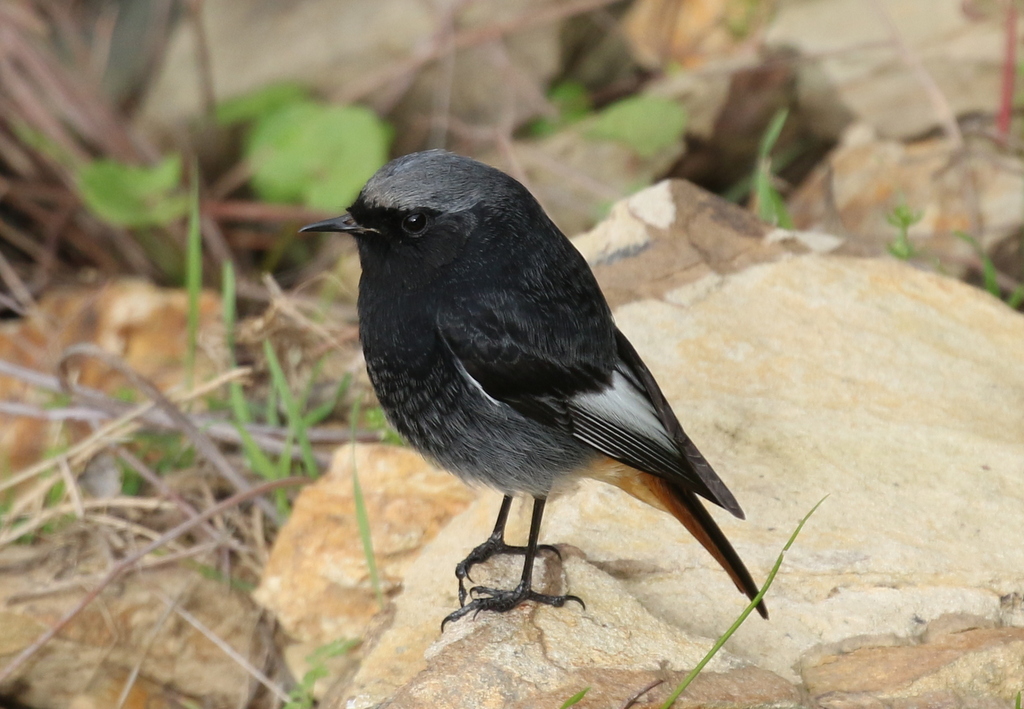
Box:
[300, 150, 554, 280]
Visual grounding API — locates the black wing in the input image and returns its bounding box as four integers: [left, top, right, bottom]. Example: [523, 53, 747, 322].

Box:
[437, 297, 742, 517]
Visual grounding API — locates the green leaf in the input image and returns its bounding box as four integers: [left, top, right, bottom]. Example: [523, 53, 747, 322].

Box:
[528, 81, 593, 137]
[77, 155, 188, 227]
[246, 101, 392, 211]
[584, 95, 686, 158]
[216, 82, 311, 126]
[560, 687, 590, 708]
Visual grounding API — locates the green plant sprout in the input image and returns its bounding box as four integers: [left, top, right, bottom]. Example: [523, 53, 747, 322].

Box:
[954, 231, 1024, 309]
[527, 81, 593, 138]
[282, 638, 359, 709]
[752, 108, 793, 228]
[218, 83, 392, 213]
[76, 154, 190, 279]
[886, 202, 924, 260]
[886, 204, 1023, 310]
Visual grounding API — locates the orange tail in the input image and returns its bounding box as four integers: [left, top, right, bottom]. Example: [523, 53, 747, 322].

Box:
[645, 473, 768, 618]
[590, 460, 768, 619]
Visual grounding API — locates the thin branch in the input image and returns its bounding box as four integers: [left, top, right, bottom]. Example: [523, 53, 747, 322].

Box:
[4, 540, 224, 603]
[0, 247, 35, 310]
[161, 593, 290, 704]
[58, 344, 281, 524]
[115, 584, 186, 709]
[620, 679, 664, 709]
[114, 445, 225, 545]
[0, 366, 248, 497]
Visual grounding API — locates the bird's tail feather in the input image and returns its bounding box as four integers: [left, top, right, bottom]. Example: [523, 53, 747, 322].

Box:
[644, 473, 769, 619]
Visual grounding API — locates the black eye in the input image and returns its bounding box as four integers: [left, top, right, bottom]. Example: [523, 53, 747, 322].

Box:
[402, 213, 428, 235]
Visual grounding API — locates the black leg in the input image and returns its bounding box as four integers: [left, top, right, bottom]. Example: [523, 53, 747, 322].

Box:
[454, 494, 560, 606]
[442, 497, 584, 630]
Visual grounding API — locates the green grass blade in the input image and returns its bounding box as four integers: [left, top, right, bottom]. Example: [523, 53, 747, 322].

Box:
[221, 261, 252, 425]
[758, 108, 789, 161]
[559, 687, 590, 708]
[297, 356, 325, 413]
[303, 374, 351, 427]
[955, 230, 1003, 298]
[232, 420, 290, 516]
[263, 341, 319, 477]
[752, 108, 792, 228]
[350, 402, 384, 609]
[1007, 285, 1024, 310]
[264, 381, 279, 427]
[660, 496, 828, 709]
[185, 166, 202, 390]
[233, 422, 278, 480]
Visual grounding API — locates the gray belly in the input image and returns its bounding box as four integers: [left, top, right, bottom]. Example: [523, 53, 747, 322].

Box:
[367, 356, 595, 497]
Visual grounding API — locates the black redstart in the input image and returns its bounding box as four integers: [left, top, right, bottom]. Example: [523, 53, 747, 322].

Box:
[301, 150, 766, 627]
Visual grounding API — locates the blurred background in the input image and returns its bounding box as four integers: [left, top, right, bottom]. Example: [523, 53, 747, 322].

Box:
[0, 0, 1021, 707]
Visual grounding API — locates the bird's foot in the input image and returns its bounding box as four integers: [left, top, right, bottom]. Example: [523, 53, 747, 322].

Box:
[455, 539, 560, 606]
[441, 580, 584, 630]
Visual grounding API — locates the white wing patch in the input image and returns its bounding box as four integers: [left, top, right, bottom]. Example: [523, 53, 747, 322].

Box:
[569, 369, 678, 461]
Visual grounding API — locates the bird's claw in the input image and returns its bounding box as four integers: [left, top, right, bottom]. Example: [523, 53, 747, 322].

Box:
[442, 580, 585, 630]
[454, 540, 562, 607]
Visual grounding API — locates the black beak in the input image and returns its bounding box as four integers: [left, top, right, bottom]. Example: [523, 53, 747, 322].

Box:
[299, 213, 374, 235]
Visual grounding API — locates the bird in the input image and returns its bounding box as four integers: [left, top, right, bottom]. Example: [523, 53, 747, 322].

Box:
[300, 150, 767, 628]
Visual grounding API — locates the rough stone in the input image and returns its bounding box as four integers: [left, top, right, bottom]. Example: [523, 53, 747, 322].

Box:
[318, 253, 1024, 706]
[765, 0, 1013, 140]
[801, 626, 1024, 708]
[573, 179, 802, 307]
[255, 444, 475, 646]
[788, 127, 1024, 274]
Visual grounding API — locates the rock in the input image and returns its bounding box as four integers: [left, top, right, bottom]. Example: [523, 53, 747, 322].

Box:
[555, 254, 1024, 686]
[623, 0, 773, 69]
[254, 444, 475, 689]
[801, 626, 1024, 707]
[765, 0, 1012, 140]
[319, 250, 1023, 706]
[573, 179, 802, 307]
[788, 126, 1024, 275]
[332, 495, 803, 708]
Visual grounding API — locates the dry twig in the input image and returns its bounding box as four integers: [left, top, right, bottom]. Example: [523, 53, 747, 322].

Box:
[0, 476, 306, 685]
